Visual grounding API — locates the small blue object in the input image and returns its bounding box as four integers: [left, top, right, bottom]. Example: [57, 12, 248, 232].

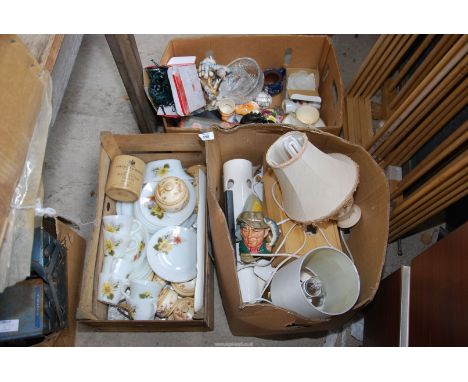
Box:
[263, 68, 286, 96]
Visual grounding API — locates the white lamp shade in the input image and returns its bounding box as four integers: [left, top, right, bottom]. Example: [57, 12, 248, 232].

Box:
[266, 131, 359, 223]
[270, 246, 360, 319]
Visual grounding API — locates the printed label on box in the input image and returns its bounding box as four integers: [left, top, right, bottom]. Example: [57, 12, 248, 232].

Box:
[198, 132, 214, 141]
[0, 320, 19, 333]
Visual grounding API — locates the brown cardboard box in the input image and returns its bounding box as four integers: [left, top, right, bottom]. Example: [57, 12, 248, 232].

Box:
[35, 217, 86, 347]
[154, 35, 343, 136]
[0, 35, 48, 251]
[206, 125, 389, 336]
[77, 132, 214, 331]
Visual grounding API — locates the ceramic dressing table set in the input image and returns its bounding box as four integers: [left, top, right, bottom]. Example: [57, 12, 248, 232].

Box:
[99, 157, 206, 321]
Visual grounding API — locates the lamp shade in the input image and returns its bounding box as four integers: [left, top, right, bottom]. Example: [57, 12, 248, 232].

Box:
[265, 131, 359, 223]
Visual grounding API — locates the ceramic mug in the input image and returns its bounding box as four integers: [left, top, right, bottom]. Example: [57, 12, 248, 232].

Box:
[122, 279, 163, 301]
[122, 231, 146, 264]
[125, 297, 158, 320]
[110, 258, 133, 280]
[103, 232, 130, 258]
[98, 273, 125, 305]
[103, 215, 141, 237]
[101, 255, 114, 274]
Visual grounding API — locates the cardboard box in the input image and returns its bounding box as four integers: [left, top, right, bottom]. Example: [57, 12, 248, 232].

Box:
[155, 35, 344, 136]
[77, 132, 214, 331]
[0, 217, 85, 347]
[206, 125, 389, 336]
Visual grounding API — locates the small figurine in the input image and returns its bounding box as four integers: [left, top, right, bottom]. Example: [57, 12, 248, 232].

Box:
[198, 56, 229, 105]
[237, 211, 279, 264]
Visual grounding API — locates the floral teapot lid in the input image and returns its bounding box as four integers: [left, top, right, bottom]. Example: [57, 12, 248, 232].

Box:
[155, 176, 189, 212]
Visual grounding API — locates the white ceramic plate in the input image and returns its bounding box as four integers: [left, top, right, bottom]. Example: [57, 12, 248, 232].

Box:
[137, 180, 196, 227]
[147, 226, 197, 282]
[144, 159, 193, 183]
[133, 196, 164, 234]
[128, 257, 153, 281]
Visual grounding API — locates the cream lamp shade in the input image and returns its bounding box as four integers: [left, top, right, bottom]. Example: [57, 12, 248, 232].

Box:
[265, 131, 359, 223]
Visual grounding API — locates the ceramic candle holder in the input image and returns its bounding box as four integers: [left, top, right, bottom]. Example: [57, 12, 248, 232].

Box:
[155, 176, 189, 212]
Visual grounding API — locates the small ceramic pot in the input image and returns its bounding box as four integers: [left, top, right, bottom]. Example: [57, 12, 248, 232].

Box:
[156, 287, 179, 318]
[218, 98, 236, 121]
[105, 155, 145, 202]
[171, 278, 196, 297]
[155, 176, 189, 212]
[172, 297, 195, 320]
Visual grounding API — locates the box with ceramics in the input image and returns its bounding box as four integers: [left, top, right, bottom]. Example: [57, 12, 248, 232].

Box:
[98, 156, 206, 321]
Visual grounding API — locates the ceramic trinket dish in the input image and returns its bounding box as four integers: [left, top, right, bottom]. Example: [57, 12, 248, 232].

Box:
[156, 287, 179, 318]
[237, 211, 279, 264]
[171, 278, 196, 297]
[155, 176, 189, 213]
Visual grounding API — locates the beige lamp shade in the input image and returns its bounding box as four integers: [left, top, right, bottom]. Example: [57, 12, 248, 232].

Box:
[265, 131, 359, 223]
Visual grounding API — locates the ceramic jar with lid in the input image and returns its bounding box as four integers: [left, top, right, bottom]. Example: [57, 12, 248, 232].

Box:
[155, 176, 189, 212]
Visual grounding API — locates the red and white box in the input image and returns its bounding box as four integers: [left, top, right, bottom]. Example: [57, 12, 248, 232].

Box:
[167, 56, 206, 117]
